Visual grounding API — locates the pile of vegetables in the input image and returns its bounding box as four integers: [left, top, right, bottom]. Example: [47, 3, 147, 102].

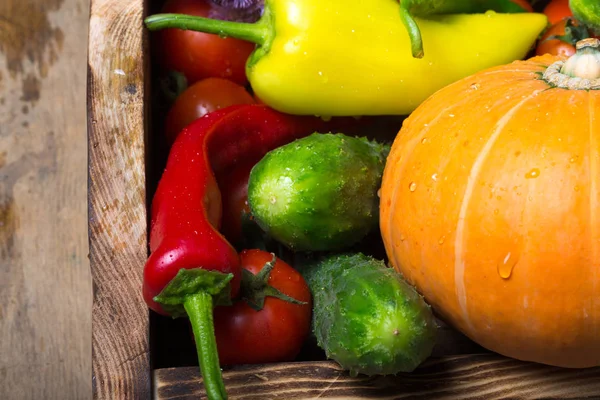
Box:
[141, 0, 600, 398]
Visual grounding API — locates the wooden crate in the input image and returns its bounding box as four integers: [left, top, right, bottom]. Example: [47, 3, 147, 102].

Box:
[88, 0, 600, 398]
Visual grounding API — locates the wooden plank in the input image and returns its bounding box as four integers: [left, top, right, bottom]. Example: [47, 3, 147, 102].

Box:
[155, 357, 600, 400]
[88, 0, 151, 398]
[0, 0, 92, 398]
[153, 322, 600, 399]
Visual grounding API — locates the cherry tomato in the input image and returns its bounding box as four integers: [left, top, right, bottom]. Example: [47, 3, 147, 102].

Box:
[217, 160, 254, 246]
[153, 0, 256, 86]
[213, 250, 312, 365]
[535, 18, 595, 57]
[510, 0, 534, 12]
[543, 0, 572, 25]
[165, 77, 255, 144]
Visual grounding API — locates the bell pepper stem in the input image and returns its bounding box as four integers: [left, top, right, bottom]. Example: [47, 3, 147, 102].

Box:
[184, 292, 228, 400]
[144, 13, 268, 46]
[398, 6, 424, 59]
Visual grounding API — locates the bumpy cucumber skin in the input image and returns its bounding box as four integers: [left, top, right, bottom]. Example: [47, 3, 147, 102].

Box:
[247, 133, 389, 252]
[301, 253, 437, 376]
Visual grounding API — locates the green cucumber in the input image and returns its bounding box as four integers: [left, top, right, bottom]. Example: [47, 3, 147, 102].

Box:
[299, 253, 437, 376]
[570, 0, 600, 35]
[247, 133, 390, 252]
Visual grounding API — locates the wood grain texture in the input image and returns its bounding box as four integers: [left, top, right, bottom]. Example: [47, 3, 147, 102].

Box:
[155, 357, 600, 400]
[88, 0, 151, 398]
[0, 0, 92, 398]
[153, 321, 600, 399]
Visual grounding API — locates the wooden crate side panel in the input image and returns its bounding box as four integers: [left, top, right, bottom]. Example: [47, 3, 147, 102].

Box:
[88, 0, 151, 398]
[155, 357, 600, 400]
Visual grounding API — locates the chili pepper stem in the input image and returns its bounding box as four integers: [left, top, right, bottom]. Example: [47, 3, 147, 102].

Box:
[184, 292, 228, 400]
[144, 12, 268, 46]
[398, 6, 424, 59]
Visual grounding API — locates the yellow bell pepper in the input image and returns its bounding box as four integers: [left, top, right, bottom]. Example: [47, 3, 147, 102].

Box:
[145, 0, 548, 117]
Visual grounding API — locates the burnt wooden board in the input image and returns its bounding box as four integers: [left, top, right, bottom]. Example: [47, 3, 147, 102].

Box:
[155, 357, 600, 400]
[153, 323, 600, 399]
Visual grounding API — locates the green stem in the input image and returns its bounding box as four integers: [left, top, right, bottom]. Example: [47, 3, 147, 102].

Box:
[398, 6, 424, 59]
[144, 13, 268, 46]
[184, 292, 227, 400]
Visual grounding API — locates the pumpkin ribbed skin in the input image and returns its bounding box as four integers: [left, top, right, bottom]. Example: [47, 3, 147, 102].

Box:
[380, 53, 600, 368]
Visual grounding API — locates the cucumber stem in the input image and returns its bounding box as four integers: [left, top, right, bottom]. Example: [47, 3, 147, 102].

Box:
[145, 13, 268, 46]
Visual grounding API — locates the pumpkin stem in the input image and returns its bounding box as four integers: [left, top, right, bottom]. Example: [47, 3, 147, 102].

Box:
[561, 38, 600, 79]
[542, 38, 600, 89]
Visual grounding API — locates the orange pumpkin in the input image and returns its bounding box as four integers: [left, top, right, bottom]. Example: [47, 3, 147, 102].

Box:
[380, 39, 600, 368]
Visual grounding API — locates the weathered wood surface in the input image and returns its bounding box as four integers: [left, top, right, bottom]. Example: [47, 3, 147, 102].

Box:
[153, 321, 600, 399]
[88, 0, 151, 398]
[155, 356, 600, 400]
[0, 0, 92, 399]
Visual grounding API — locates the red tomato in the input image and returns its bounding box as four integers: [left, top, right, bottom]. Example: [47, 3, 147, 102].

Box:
[165, 77, 255, 144]
[217, 160, 254, 246]
[213, 250, 312, 365]
[153, 0, 256, 86]
[535, 18, 595, 57]
[510, 0, 534, 12]
[543, 0, 572, 25]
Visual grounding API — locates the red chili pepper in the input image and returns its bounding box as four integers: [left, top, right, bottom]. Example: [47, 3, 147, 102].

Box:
[143, 104, 355, 400]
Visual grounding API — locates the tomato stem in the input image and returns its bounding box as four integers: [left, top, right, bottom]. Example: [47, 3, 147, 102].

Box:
[184, 292, 228, 400]
[145, 12, 268, 46]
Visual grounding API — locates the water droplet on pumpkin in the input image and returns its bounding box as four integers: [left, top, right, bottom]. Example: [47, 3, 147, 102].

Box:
[421, 138, 428, 144]
[525, 168, 540, 179]
[409, 182, 417, 192]
[431, 173, 438, 181]
[570, 155, 579, 163]
[438, 236, 445, 245]
[377, 189, 381, 198]
[399, 234, 406, 242]
[497, 252, 519, 279]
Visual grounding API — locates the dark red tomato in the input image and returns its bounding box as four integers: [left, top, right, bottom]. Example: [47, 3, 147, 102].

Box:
[217, 160, 254, 246]
[153, 0, 256, 86]
[510, 0, 534, 12]
[543, 0, 572, 25]
[213, 250, 312, 366]
[165, 77, 255, 144]
[535, 18, 595, 57]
